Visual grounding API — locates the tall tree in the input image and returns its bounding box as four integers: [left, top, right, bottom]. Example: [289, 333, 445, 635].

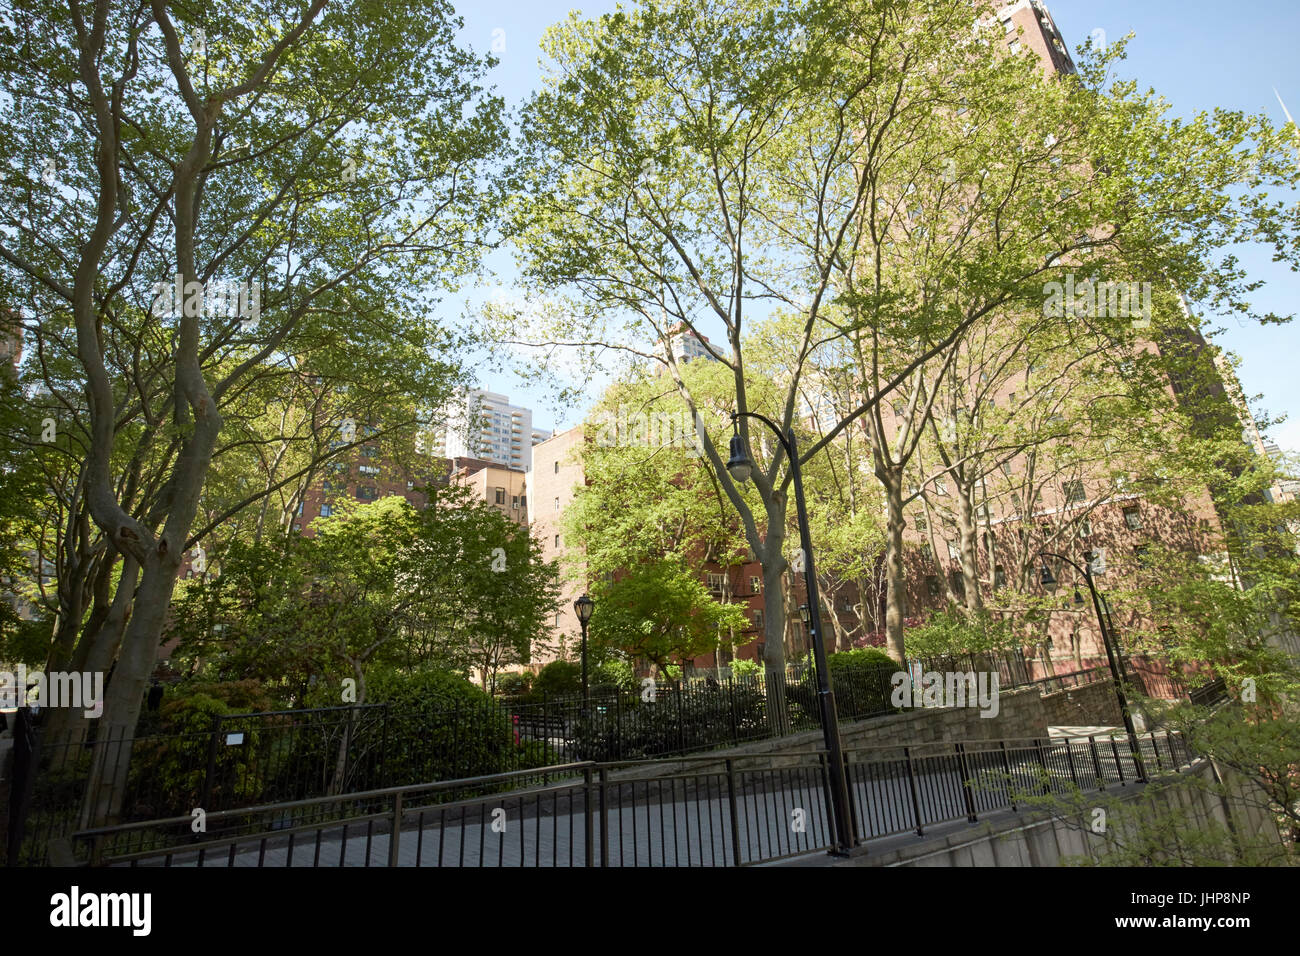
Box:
[0, 0, 508, 822]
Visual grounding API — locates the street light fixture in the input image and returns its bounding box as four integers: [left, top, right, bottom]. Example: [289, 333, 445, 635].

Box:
[725, 411, 857, 856]
[574, 594, 594, 715]
[1039, 551, 1146, 781]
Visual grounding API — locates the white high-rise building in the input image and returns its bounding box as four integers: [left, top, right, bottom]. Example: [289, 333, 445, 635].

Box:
[431, 389, 547, 472]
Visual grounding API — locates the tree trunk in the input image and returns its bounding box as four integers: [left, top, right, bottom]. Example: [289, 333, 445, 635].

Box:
[80, 556, 180, 827]
[881, 467, 908, 664]
[760, 545, 790, 735]
[955, 474, 984, 613]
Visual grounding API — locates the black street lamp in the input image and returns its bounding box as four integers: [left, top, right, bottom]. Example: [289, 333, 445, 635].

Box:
[798, 603, 813, 676]
[1039, 551, 1146, 781]
[574, 593, 594, 715]
[727, 412, 857, 856]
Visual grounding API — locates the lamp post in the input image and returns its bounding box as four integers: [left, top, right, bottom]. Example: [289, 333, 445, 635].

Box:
[1039, 551, 1145, 781]
[574, 594, 594, 716]
[727, 412, 857, 855]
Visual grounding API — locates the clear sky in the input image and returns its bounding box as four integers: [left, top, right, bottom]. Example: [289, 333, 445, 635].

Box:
[447, 0, 1300, 453]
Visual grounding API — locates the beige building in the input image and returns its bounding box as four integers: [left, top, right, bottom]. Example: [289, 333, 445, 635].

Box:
[529, 426, 588, 667]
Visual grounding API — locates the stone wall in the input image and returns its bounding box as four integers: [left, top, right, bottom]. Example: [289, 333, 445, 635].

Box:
[1039, 678, 1123, 727]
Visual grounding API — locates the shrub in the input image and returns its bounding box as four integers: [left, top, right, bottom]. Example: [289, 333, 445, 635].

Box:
[496, 671, 533, 697]
[906, 607, 1018, 659]
[729, 658, 761, 679]
[365, 666, 517, 785]
[530, 660, 583, 698]
[570, 679, 768, 761]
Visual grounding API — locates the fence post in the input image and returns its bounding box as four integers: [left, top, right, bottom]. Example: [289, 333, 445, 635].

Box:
[1088, 735, 1105, 790]
[999, 741, 1016, 810]
[598, 767, 609, 868]
[729, 678, 738, 745]
[616, 693, 623, 761]
[725, 758, 743, 866]
[1033, 739, 1051, 796]
[387, 791, 403, 867]
[583, 766, 595, 867]
[955, 743, 978, 823]
[1150, 731, 1162, 773]
[903, 746, 924, 836]
[1110, 736, 1126, 786]
[1063, 739, 1080, 790]
[200, 724, 221, 817]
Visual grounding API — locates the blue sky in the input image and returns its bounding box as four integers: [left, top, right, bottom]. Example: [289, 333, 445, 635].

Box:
[448, 0, 1300, 453]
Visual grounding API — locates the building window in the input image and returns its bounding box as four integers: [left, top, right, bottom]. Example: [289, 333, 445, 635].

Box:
[920, 543, 933, 561]
[1122, 505, 1143, 530]
[994, 565, 1006, 589]
[519, 495, 526, 509]
[359, 464, 380, 477]
[320, 504, 333, 518]
[934, 479, 948, 496]
[1079, 519, 1092, 538]
[512, 495, 519, 509]
[750, 576, 761, 594]
[1133, 545, 1151, 567]
[949, 569, 966, 599]
[554, 461, 559, 474]
[554, 497, 559, 512]
[706, 573, 725, 594]
[495, 487, 506, 505]
[947, 542, 961, 561]
[913, 515, 927, 533]
[926, 575, 941, 598]
[357, 486, 376, 501]
[1063, 480, 1085, 504]
[752, 609, 764, 629]
[1008, 39, 1020, 54]
[554, 534, 560, 548]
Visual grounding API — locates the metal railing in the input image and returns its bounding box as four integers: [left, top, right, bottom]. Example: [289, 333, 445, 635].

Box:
[70, 729, 1194, 868]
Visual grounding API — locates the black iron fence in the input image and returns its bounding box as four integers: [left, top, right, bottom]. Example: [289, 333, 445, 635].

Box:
[9, 650, 1119, 865]
[68, 729, 1195, 868]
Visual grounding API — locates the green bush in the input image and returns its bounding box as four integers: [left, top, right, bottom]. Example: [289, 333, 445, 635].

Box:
[728, 658, 761, 679]
[367, 666, 517, 785]
[570, 678, 769, 761]
[496, 671, 533, 697]
[906, 607, 1018, 659]
[123, 680, 277, 818]
[530, 660, 583, 698]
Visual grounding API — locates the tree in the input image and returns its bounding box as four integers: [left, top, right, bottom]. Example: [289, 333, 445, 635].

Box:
[590, 558, 750, 671]
[0, 0, 508, 823]
[500, 0, 1299, 673]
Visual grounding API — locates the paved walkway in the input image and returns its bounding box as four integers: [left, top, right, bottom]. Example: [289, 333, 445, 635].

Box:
[121, 757, 1061, 868]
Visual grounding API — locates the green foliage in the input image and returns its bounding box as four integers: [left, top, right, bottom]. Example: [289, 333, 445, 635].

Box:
[826, 648, 898, 672]
[589, 558, 750, 668]
[571, 681, 769, 760]
[728, 658, 761, 679]
[124, 680, 277, 818]
[495, 671, 534, 697]
[363, 666, 518, 784]
[530, 660, 583, 699]
[905, 608, 1019, 659]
